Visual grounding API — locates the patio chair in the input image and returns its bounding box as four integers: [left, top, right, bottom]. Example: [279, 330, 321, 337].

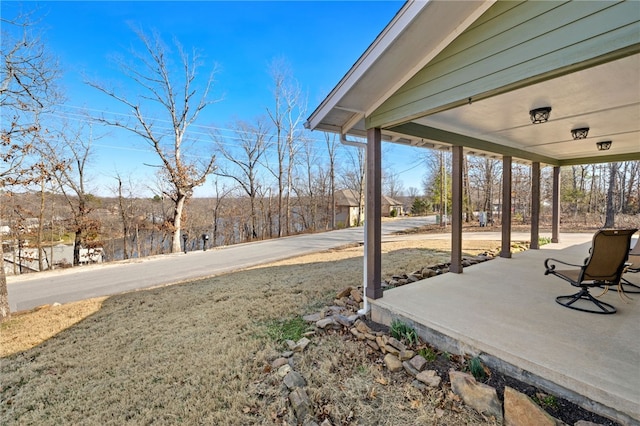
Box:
[620, 237, 640, 293]
[544, 228, 638, 314]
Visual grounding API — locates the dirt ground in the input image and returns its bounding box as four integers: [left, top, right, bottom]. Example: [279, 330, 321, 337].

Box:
[0, 232, 620, 425]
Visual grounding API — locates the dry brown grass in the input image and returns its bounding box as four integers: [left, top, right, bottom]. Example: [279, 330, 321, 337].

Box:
[1, 239, 500, 425]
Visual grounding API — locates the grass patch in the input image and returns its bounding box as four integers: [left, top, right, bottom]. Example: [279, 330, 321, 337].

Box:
[263, 316, 310, 343]
[534, 393, 559, 410]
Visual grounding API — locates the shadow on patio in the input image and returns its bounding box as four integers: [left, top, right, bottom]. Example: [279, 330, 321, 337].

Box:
[371, 233, 639, 425]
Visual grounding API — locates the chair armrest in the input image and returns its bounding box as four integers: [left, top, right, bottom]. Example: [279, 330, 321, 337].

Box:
[544, 257, 583, 274]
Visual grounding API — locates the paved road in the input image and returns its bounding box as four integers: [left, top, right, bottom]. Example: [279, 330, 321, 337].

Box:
[7, 216, 434, 312]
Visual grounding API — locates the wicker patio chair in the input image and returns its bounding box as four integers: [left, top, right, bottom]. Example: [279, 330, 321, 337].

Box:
[620, 237, 640, 293]
[544, 228, 638, 314]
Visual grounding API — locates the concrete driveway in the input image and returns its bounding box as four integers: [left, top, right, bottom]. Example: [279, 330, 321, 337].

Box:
[7, 216, 434, 312]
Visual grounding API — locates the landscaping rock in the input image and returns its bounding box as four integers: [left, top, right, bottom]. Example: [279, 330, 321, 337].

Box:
[350, 289, 363, 303]
[272, 357, 288, 369]
[449, 371, 503, 423]
[402, 360, 420, 377]
[293, 337, 311, 352]
[385, 337, 406, 353]
[350, 328, 365, 340]
[316, 317, 336, 329]
[336, 287, 353, 299]
[303, 313, 323, 323]
[383, 354, 403, 372]
[277, 364, 292, 378]
[409, 355, 428, 372]
[289, 388, 312, 422]
[283, 370, 306, 390]
[365, 340, 379, 351]
[416, 370, 441, 387]
[399, 349, 415, 361]
[504, 386, 558, 426]
[354, 319, 372, 334]
[333, 314, 354, 327]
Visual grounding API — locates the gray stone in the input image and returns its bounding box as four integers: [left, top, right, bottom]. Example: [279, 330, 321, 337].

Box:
[303, 312, 323, 323]
[316, 318, 336, 329]
[416, 370, 441, 387]
[285, 340, 297, 350]
[383, 353, 404, 372]
[449, 371, 503, 423]
[386, 337, 406, 353]
[283, 370, 306, 390]
[402, 360, 420, 377]
[282, 351, 294, 358]
[289, 388, 312, 422]
[333, 314, 354, 327]
[407, 274, 420, 282]
[409, 355, 428, 372]
[504, 386, 558, 426]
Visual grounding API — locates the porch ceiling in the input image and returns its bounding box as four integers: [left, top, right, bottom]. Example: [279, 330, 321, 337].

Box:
[306, 1, 640, 166]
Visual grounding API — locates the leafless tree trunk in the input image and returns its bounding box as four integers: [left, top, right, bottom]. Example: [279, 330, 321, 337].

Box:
[266, 59, 306, 237]
[604, 162, 618, 228]
[87, 27, 218, 253]
[214, 119, 270, 241]
[324, 133, 338, 230]
[1, 10, 60, 321]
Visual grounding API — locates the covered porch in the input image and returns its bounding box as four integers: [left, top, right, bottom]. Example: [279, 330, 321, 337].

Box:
[306, 1, 640, 424]
[371, 233, 640, 424]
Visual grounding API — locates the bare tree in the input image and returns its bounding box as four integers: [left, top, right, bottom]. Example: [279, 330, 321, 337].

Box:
[87, 27, 218, 253]
[39, 121, 100, 265]
[266, 58, 306, 237]
[0, 9, 61, 321]
[339, 145, 366, 226]
[383, 169, 404, 199]
[214, 119, 271, 240]
[604, 162, 619, 228]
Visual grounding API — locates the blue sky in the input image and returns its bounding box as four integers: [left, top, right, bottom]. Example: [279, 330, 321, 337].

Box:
[5, 1, 427, 196]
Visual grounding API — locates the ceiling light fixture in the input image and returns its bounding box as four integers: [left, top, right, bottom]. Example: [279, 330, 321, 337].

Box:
[596, 140, 612, 151]
[529, 107, 552, 124]
[571, 127, 589, 140]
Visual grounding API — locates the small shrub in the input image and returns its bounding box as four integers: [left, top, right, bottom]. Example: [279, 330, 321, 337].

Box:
[390, 319, 419, 346]
[468, 356, 487, 381]
[389, 208, 398, 218]
[264, 316, 309, 343]
[539, 236, 552, 246]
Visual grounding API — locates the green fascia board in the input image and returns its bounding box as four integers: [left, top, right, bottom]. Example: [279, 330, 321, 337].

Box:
[368, 1, 640, 129]
[388, 123, 560, 165]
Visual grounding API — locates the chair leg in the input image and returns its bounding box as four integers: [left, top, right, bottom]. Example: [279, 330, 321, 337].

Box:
[556, 287, 617, 314]
[620, 277, 640, 294]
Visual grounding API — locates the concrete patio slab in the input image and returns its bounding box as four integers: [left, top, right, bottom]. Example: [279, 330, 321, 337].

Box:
[371, 233, 639, 425]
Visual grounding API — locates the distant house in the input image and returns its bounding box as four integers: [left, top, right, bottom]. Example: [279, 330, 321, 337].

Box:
[335, 189, 403, 227]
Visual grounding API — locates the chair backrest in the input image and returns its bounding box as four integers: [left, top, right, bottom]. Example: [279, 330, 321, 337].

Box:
[583, 229, 637, 282]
